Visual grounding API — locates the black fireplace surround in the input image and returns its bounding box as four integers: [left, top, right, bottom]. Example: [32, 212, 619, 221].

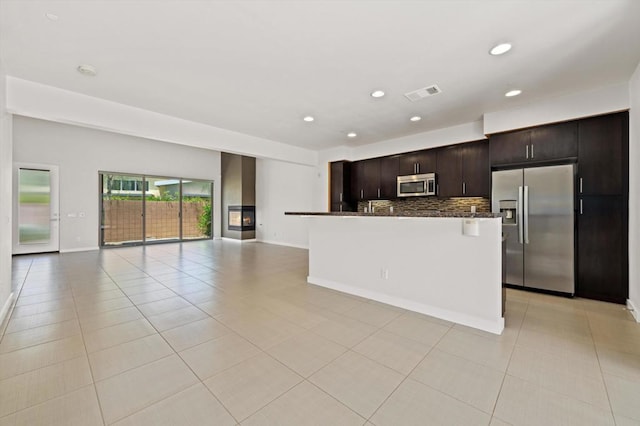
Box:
[228, 205, 255, 231]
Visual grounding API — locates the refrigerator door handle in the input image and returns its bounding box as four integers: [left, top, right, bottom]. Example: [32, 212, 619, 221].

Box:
[524, 185, 530, 244]
[518, 186, 524, 244]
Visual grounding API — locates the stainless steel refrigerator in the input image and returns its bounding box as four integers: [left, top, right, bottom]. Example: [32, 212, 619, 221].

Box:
[492, 164, 575, 294]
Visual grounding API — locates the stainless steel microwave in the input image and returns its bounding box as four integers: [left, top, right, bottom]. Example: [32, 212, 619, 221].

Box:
[397, 173, 436, 197]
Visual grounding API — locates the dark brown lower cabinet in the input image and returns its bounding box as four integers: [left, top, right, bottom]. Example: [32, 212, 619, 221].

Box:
[577, 195, 628, 304]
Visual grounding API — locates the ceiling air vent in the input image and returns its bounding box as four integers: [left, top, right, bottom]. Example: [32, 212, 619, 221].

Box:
[404, 84, 442, 102]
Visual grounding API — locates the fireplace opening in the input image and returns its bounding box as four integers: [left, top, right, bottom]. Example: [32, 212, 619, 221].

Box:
[228, 205, 255, 231]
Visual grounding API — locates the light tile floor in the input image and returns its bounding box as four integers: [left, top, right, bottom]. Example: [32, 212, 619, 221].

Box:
[0, 240, 638, 425]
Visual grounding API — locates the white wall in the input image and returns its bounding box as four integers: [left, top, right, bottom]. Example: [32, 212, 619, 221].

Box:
[7, 77, 317, 167]
[255, 158, 316, 249]
[628, 62, 640, 321]
[0, 60, 13, 323]
[12, 116, 222, 252]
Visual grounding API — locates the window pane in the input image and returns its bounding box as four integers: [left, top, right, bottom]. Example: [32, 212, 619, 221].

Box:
[182, 180, 213, 240]
[18, 169, 51, 244]
[101, 174, 143, 245]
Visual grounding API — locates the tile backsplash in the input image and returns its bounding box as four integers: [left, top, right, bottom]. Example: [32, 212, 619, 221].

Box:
[357, 197, 490, 214]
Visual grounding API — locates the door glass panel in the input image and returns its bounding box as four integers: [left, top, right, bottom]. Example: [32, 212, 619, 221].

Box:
[18, 169, 51, 244]
[145, 177, 180, 242]
[182, 180, 213, 240]
[101, 174, 143, 245]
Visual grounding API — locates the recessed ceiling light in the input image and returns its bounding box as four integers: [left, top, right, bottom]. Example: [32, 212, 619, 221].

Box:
[303, 115, 315, 122]
[370, 90, 385, 98]
[490, 43, 512, 56]
[45, 13, 59, 21]
[77, 64, 97, 76]
[505, 89, 522, 97]
[410, 116, 422, 122]
[347, 132, 357, 138]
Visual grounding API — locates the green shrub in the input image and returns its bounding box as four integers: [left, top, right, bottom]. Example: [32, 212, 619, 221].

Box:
[198, 203, 212, 237]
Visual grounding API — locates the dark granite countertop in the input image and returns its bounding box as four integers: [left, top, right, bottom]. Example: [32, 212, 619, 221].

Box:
[285, 211, 501, 218]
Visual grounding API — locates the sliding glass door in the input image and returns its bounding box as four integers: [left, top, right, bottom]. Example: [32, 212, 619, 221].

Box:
[145, 177, 180, 243]
[182, 179, 213, 240]
[100, 173, 213, 246]
[101, 174, 144, 246]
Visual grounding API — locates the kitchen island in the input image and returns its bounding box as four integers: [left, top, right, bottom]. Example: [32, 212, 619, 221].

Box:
[286, 211, 504, 334]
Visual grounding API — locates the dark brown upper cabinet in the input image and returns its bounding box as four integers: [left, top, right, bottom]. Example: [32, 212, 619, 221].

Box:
[329, 160, 352, 212]
[436, 145, 463, 197]
[490, 122, 577, 166]
[351, 158, 381, 201]
[577, 112, 628, 196]
[461, 140, 491, 197]
[436, 140, 490, 197]
[380, 155, 399, 199]
[398, 150, 437, 176]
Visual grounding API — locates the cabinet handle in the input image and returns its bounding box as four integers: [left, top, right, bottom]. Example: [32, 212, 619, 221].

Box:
[436, 184, 439, 196]
[531, 143, 534, 159]
[417, 163, 420, 174]
[360, 189, 364, 199]
[526, 145, 529, 159]
[579, 178, 583, 194]
[580, 199, 583, 215]
[339, 193, 343, 202]
[377, 188, 381, 198]
[462, 182, 466, 195]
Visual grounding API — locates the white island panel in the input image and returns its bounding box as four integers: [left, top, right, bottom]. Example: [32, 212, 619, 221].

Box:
[306, 216, 504, 334]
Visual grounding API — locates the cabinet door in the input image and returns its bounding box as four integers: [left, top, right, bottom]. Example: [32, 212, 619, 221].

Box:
[380, 156, 399, 199]
[350, 161, 364, 201]
[362, 158, 381, 199]
[462, 140, 490, 197]
[490, 129, 529, 166]
[416, 150, 437, 174]
[398, 152, 421, 175]
[329, 161, 352, 212]
[578, 113, 626, 195]
[436, 145, 463, 197]
[530, 121, 577, 162]
[577, 196, 627, 303]
[398, 150, 437, 175]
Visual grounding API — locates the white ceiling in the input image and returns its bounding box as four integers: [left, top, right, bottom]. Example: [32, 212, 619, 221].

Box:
[2, 0, 640, 151]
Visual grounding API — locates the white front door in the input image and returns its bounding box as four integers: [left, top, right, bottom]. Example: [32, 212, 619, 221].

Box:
[13, 163, 60, 254]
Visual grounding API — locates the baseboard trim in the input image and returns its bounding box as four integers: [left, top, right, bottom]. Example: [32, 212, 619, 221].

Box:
[627, 299, 640, 322]
[257, 239, 309, 250]
[60, 246, 99, 253]
[221, 237, 256, 243]
[0, 292, 16, 333]
[307, 276, 504, 335]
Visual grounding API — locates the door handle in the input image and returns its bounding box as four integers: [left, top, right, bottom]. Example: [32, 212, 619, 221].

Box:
[518, 186, 524, 244]
[523, 185, 530, 244]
